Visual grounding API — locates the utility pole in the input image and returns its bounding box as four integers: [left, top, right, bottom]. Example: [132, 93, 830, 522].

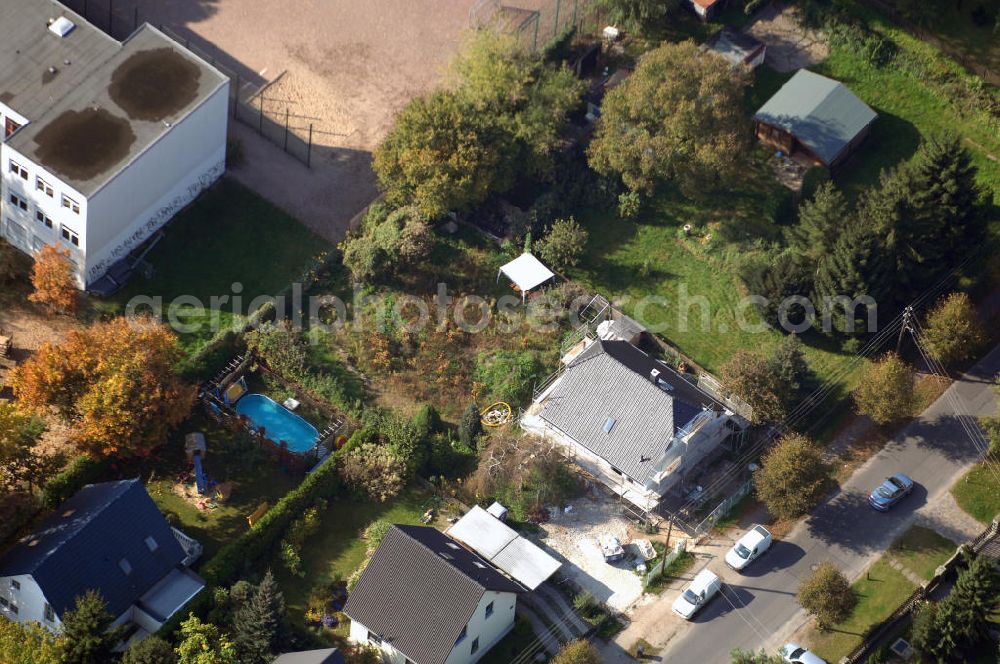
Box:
[896, 305, 914, 355]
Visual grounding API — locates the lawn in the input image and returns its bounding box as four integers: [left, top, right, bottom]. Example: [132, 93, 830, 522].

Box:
[903, 0, 1000, 81]
[804, 558, 916, 662]
[276, 487, 435, 642]
[888, 525, 956, 581]
[951, 461, 1000, 525]
[92, 178, 329, 361]
[145, 413, 301, 562]
[570, 186, 862, 392]
[813, 5, 1000, 202]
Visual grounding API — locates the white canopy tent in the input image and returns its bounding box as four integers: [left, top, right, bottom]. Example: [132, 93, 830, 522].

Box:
[497, 252, 556, 302]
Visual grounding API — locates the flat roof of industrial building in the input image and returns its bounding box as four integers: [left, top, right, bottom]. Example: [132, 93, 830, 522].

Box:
[0, 1, 228, 196]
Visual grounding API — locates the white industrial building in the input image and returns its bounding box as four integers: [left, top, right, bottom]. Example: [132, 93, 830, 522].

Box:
[0, 0, 229, 289]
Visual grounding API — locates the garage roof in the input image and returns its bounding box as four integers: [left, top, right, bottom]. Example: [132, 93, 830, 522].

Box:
[447, 506, 561, 590]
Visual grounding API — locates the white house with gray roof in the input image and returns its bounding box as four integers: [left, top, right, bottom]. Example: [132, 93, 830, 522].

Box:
[0, 0, 229, 289]
[522, 339, 741, 512]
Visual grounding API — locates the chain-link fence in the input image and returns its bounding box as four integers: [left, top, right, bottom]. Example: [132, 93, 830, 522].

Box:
[156, 28, 317, 168]
[473, 0, 606, 52]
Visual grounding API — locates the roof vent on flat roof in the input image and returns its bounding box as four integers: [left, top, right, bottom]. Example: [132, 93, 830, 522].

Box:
[603, 416, 616, 434]
[49, 16, 76, 38]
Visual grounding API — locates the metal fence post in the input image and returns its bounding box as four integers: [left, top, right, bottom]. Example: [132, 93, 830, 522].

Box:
[573, 0, 578, 27]
[233, 74, 240, 118]
[306, 124, 313, 168]
[283, 108, 290, 151]
[533, 13, 539, 51]
[258, 96, 264, 134]
[554, 0, 561, 37]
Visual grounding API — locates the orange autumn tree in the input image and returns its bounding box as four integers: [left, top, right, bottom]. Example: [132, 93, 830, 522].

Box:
[28, 244, 77, 314]
[12, 317, 195, 457]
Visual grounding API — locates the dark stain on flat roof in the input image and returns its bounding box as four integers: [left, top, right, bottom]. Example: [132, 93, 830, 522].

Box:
[109, 48, 202, 122]
[34, 108, 136, 181]
[0, 92, 13, 104]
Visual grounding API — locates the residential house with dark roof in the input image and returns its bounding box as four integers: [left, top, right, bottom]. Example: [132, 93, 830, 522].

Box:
[0, 479, 204, 645]
[753, 69, 877, 168]
[0, 0, 229, 290]
[344, 525, 524, 664]
[522, 339, 741, 512]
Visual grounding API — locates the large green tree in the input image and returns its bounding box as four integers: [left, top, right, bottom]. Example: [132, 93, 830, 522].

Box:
[912, 553, 1000, 662]
[340, 203, 433, 283]
[374, 32, 582, 218]
[797, 562, 857, 630]
[862, 135, 984, 301]
[789, 181, 851, 262]
[588, 40, 751, 200]
[232, 570, 285, 664]
[813, 219, 894, 336]
[740, 251, 814, 331]
[853, 353, 915, 425]
[922, 292, 987, 368]
[0, 402, 48, 492]
[719, 337, 815, 425]
[536, 216, 589, 272]
[55, 590, 127, 664]
[175, 616, 237, 664]
[755, 433, 829, 520]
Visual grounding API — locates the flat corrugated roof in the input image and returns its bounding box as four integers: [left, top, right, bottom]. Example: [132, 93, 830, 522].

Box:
[447, 506, 561, 590]
[1, 2, 228, 195]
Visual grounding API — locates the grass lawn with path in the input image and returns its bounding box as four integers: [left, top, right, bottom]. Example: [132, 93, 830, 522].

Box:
[93, 178, 328, 362]
[277, 487, 436, 643]
[952, 461, 1000, 525]
[146, 413, 302, 562]
[804, 558, 914, 662]
[804, 526, 956, 661]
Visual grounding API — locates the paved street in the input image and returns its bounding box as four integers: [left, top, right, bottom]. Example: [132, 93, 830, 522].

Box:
[616, 342, 1000, 663]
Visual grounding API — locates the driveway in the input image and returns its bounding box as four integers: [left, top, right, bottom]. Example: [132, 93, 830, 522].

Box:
[603, 342, 1000, 663]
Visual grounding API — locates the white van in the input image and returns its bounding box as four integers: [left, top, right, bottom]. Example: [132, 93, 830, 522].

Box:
[725, 525, 773, 572]
[672, 568, 722, 620]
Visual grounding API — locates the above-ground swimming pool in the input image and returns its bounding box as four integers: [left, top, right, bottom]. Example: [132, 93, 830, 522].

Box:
[235, 394, 320, 453]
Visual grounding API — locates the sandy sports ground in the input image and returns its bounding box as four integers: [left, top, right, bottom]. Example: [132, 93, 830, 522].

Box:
[102, 0, 490, 241]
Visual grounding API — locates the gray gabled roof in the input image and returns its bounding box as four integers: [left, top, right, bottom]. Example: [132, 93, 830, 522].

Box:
[538, 341, 713, 483]
[753, 69, 877, 165]
[0, 479, 186, 618]
[343, 525, 523, 664]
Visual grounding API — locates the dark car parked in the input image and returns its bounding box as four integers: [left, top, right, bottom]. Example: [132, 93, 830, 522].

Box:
[868, 473, 914, 511]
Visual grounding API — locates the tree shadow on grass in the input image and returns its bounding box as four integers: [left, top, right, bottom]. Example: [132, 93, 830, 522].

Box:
[834, 109, 921, 198]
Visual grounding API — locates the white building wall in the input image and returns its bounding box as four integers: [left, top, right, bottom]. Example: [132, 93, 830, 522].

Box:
[0, 145, 89, 284]
[0, 575, 60, 630]
[349, 590, 517, 664]
[445, 591, 517, 664]
[83, 82, 229, 286]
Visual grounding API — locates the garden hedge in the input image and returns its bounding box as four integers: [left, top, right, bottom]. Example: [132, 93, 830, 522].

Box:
[157, 435, 362, 637]
[42, 455, 111, 509]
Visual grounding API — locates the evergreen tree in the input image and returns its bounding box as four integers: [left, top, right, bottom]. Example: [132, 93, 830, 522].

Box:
[770, 334, 815, 414]
[55, 590, 126, 664]
[948, 554, 1000, 642]
[788, 181, 851, 261]
[813, 219, 893, 336]
[862, 136, 983, 301]
[122, 636, 177, 664]
[741, 251, 814, 331]
[906, 135, 984, 274]
[233, 570, 285, 664]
